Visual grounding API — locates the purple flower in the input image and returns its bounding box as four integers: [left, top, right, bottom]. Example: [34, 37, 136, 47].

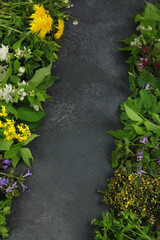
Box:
[139, 137, 148, 144]
[141, 83, 150, 89]
[20, 182, 28, 192]
[137, 57, 151, 69]
[137, 151, 144, 162]
[2, 159, 11, 165]
[23, 169, 32, 178]
[0, 159, 11, 170]
[137, 165, 142, 170]
[0, 178, 9, 187]
[137, 169, 146, 177]
[6, 186, 12, 193]
[12, 181, 18, 189]
[157, 160, 160, 166]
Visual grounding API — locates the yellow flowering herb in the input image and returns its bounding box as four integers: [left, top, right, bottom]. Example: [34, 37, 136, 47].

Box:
[54, 19, 64, 40]
[0, 106, 31, 142]
[0, 106, 8, 117]
[30, 4, 53, 39]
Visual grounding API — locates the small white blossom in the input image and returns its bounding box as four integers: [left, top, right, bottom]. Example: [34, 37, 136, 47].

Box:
[145, 83, 150, 89]
[0, 45, 10, 62]
[28, 90, 35, 97]
[2, 84, 15, 103]
[32, 105, 39, 111]
[0, 65, 8, 74]
[73, 20, 78, 25]
[18, 66, 25, 76]
[18, 80, 28, 86]
[147, 26, 152, 31]
[130, 38, 140, 46]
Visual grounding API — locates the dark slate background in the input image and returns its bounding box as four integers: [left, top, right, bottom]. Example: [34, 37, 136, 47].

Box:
[8, 0, 154, 239]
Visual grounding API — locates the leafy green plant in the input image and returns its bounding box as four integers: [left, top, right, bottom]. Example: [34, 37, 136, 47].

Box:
[92, 209, 160, 240]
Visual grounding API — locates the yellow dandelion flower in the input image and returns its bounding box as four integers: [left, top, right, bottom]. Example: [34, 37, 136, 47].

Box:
[30, 5, 53, 39]
[30, 4, 46, 19]
[54, 19, 65, 40]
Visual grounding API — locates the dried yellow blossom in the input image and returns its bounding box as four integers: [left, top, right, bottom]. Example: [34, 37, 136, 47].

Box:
[54, 19, 65, 40]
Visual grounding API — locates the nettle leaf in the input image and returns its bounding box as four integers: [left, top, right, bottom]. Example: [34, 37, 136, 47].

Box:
[11, 154, 21, 168]
[140, 89, 153, 109]
[134, 97, 142, 113]
[124, 104, 142, 121]
[20, 148, 34, 167]
[29, 64, 52, 87]
[108, 130, 129, 140]
[4, 144, 21, 159]
[138, 70, 157, 88]
[0, 65, 12, 87]
[0, 138, 13, 151]
[144, 2, 160, 21]
[17, 106, 45, 122]
[120, 34, 138, 45]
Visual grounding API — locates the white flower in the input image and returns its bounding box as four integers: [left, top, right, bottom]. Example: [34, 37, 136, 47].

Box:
[130, 38, 141, 46]
[73, 20, 78, 25]
[32, 105, 39, 111]
[147, 26, 152, 31]
[28, 90, 35, 97]
[0, 45, 10, 62]
[0, 65, 8, 74]
[18, 66, 25, 76]
[2, 84, 15, 103]
[18, 80, 28, 86]
[18, 88, 27, 101]
[145, 83, 150, 89]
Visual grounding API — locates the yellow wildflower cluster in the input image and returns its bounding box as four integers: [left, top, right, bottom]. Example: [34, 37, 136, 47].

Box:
[0, 105, 8, 117]
[100, 171, 160, 224]
[30, 4, 53, 39]
[54, 19, 65, 40]
[0, 106, 31, 142]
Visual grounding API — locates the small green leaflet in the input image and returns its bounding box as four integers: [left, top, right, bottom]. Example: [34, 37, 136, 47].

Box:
[124, 104, 142, 121]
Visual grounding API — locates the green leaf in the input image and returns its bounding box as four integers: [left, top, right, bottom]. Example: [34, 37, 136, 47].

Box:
[138, 70, 157, 88]
[4, 144, 21, 159]
[132, 125, 145, 135]
[124, 104, 142, 121]
[20, 148, 34, 167]
[144, 120, 160, 132]
[17, 106, 45, 122]
[29, 64, 52, 87]
[21, 134, 39, 146]
[13, 59, 21, 74]
[12, 38, 25, 50]
[108, 130, 129, 140]
[0, 138, 13, 151]
[11, 154, 21, 168]
[140, 89, 153, 109]
[144, 2, 160, 21]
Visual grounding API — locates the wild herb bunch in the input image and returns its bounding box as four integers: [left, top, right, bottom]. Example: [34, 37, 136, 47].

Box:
[99, 171, 160, 225]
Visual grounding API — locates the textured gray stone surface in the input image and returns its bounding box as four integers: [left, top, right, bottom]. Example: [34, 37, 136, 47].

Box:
[8, 1, 151, 239]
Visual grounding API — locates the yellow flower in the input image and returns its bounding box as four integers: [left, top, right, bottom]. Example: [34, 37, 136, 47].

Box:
[0, 106, 8, 117]
[16, 123, 31, 142]
[30, 4, 46, 19]
[30, 5, 53, 39]
[54, 19, 65, 40]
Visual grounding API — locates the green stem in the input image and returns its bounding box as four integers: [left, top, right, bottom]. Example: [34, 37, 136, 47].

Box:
[0, 172, 18, 179]
[0, 24, 22, 33]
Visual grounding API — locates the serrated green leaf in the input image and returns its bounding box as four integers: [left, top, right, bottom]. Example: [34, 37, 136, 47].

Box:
[20, 148, 34, 167]
[124, 104, 142, 121]
[29, 64, 52, 87]
[0, 138, 13, 151]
